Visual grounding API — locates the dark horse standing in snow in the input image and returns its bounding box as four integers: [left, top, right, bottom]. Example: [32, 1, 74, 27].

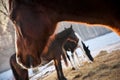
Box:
[9, 0, 120, 80]
[10, 26, 79, 80]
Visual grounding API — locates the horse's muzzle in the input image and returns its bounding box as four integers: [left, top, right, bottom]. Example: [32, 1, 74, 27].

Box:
[16, 55, 41, 69]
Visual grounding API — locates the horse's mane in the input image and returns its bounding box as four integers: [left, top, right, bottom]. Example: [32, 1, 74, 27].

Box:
[55, 26, 73, 39]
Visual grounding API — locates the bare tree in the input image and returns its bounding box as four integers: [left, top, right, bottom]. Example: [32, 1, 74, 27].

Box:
[0, 0, 9, 17]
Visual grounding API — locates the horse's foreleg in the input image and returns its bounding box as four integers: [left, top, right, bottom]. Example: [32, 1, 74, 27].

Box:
[54, 58, 67, 80]
[66, 52, 75, 70]
[10, 54, 29, 80]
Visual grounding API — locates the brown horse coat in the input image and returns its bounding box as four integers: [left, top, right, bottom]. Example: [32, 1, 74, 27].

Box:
[8, 0, 120, 79]
[10, 26, 78, 80]
[9, 0, 120, 68]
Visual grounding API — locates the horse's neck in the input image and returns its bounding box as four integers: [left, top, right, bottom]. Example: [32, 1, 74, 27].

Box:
[55, 31, 70, 43]
[42, 34, 66, 55]
[56, 37, 68, 46]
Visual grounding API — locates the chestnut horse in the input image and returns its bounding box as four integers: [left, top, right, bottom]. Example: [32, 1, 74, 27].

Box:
[10, 26, 79, 80]
[8, 0, 120, 80]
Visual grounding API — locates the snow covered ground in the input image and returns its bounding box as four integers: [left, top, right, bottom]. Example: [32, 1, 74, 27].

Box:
[0, 32, 120, 80]
[85, 32, 120, 57]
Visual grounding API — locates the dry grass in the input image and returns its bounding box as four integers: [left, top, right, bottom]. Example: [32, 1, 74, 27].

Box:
[39, 49, 120, 80]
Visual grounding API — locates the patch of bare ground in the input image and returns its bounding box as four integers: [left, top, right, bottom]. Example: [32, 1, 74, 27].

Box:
[39, 49, 120, 80]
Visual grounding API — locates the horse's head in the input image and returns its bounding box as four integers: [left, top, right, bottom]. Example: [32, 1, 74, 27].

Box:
[81, 41, 94, 62]
[56, 25, 79, 45]
[64, 25, 79, 44]
[9, 0, 56, 69]
[64, 40, 78, 53]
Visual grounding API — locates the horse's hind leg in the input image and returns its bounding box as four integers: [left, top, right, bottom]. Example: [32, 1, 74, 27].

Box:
[72, 52, 80, 69]
[54, 58, 67, 80]
[75, 51, 84, 67]
[10, 54, 29, 80]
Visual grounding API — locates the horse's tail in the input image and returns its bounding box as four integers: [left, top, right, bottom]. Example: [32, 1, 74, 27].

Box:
[61, 50, 68, 66]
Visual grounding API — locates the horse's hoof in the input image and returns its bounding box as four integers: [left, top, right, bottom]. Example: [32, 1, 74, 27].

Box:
[72, 67, 76, 70]
[58, 77, 67, 80]
[62, 77, 67, 80]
